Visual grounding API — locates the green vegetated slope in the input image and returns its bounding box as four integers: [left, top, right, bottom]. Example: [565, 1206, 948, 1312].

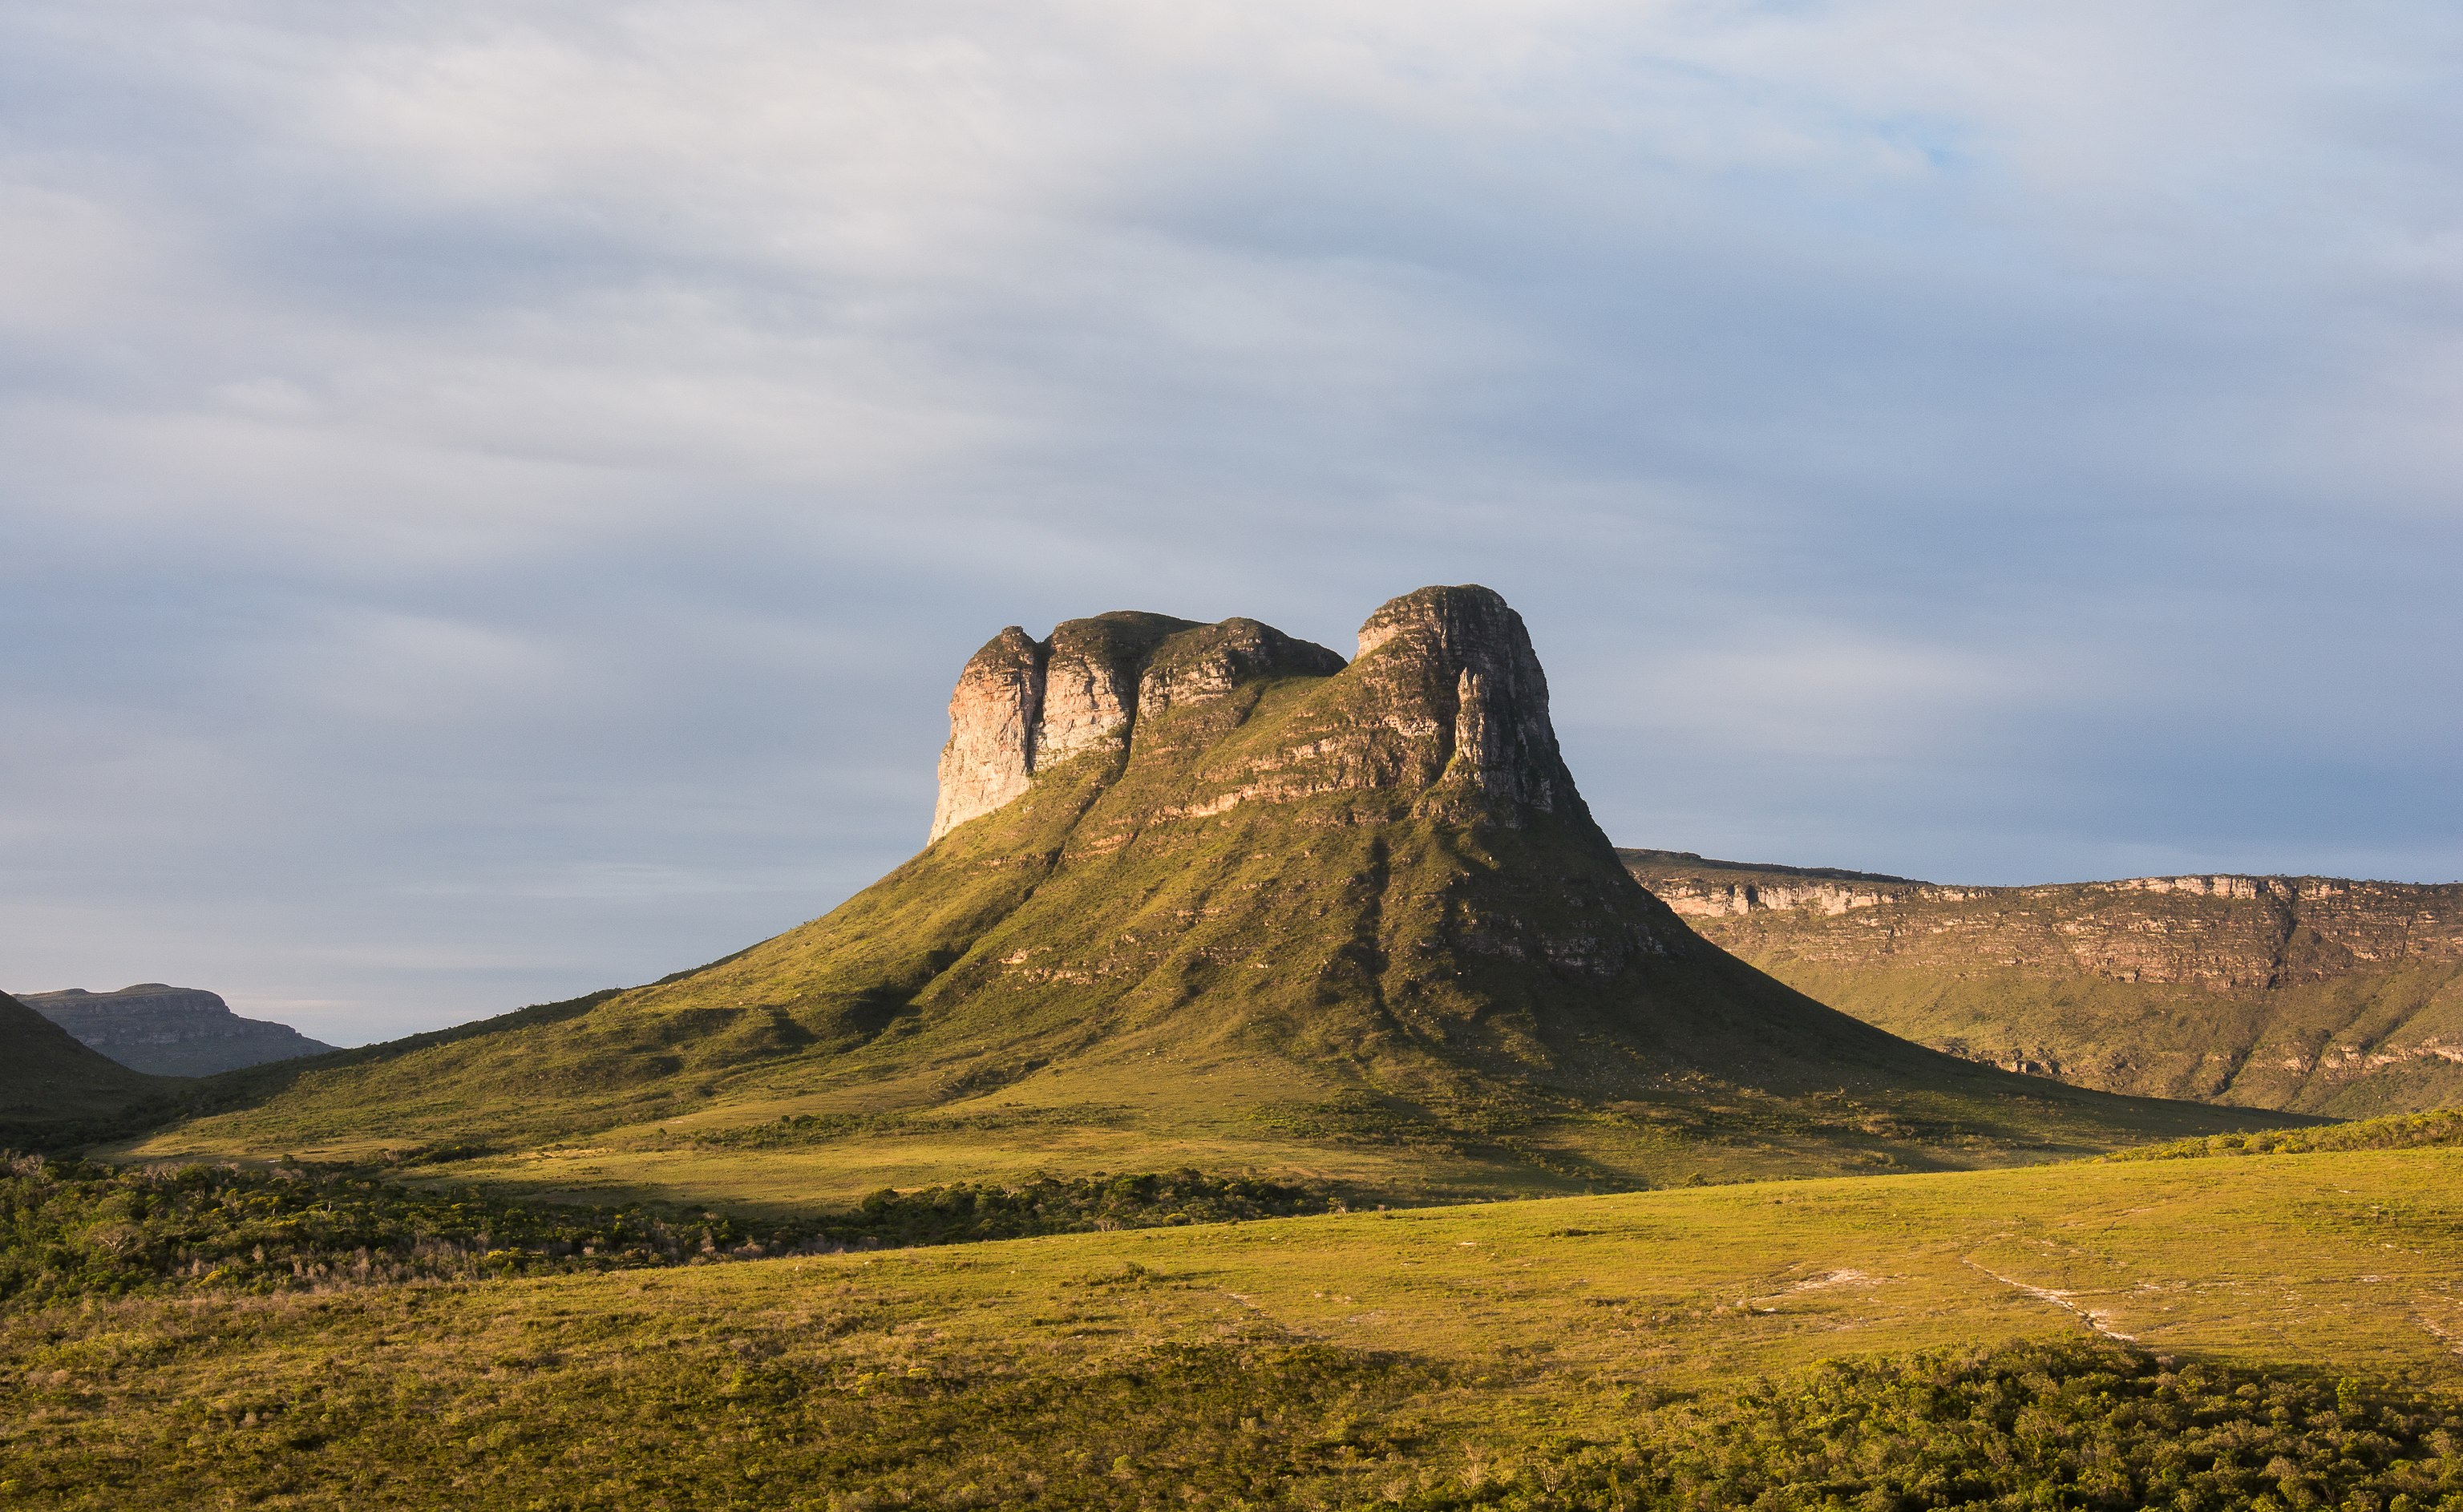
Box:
[1624, 849, 2463, 1117]
[12, 1145, 2463, 1508]
[130, 589, 2280, 1207]
[0, 992, 175, 1146]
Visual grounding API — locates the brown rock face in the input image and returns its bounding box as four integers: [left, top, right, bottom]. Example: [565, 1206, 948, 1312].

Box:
[928, 627, 1045, 843]
[1033, 612, 1199, 767]
[1349, 584, 1575, 819]
[1624, 859, 2463, 992]
[928, 586, 1580, 842]
[1136, 617, 1345, 721]
[926, 610, 1280, 842]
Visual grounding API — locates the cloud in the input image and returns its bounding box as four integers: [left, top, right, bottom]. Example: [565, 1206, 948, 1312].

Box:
[2, 0, 2457, 1038]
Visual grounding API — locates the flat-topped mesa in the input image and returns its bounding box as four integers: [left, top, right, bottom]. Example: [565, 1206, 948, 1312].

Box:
[928, 585, 1583, 842]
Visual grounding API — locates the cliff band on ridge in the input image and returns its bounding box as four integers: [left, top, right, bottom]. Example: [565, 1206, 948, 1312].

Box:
[1624, 851, 2463, 1116]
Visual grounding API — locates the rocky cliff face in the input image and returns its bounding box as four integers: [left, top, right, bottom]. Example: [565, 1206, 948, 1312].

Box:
[1621, 851, 2463, 1114]
[21, 984, 335, 1077]
[929, 590, 1582, 842]
[931, 612, 1243, 839]
[1346, 585, 1577, 818]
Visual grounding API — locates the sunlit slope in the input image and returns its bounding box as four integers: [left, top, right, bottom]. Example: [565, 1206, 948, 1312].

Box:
[0, 991, 169, 1144]
[17, 1145, 2463, 1506]
[1625, 850, 2463, 1115]
[138, 589, 2291, 1196]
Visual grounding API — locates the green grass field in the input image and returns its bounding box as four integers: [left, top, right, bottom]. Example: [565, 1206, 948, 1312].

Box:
[12, 1139, 2463, 1507]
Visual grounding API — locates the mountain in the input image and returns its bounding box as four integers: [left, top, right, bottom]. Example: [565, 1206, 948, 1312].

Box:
[0, 989, 172, 1146]
[18, 984, 336, 1076]
[1622, 850, 2463, 1116]
[133, 588, 2284, 1202]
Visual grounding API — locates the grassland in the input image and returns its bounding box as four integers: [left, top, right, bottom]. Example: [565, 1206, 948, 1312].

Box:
[10, 1142, 2463, 1506]
[116, 1029, 2289, 1215]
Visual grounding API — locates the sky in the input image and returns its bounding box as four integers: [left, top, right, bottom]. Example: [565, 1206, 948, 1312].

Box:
[3, 1, 2459, 1045]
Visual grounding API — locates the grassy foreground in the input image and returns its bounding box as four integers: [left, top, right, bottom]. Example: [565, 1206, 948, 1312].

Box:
[10, 1145, 2463, 1506]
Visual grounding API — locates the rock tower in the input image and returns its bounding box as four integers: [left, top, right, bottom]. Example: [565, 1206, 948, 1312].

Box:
[928, 585, 1583, 841]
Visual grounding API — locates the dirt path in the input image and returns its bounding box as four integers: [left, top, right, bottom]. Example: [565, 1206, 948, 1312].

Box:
[1962, 1257, 2137, 1342]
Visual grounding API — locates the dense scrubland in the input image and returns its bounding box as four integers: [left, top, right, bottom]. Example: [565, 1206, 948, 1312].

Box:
[2113, 1106, 2463, 1162]
[0, 1154, 1348, 1307]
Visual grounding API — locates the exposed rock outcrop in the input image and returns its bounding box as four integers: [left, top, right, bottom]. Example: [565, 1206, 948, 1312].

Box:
[928, 627, 1045, 843]
[1349, 585, 1577, 818]
[929, 586, 1585, 842]
[21, 984, 335, 1077]
[929, 612, 1212, 840]
[1626, 854, 2463, 990]
[1136, 617, 1345, 720]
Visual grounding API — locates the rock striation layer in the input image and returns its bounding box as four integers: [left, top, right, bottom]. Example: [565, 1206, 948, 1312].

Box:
[21, 984, 335, 1077]
[1622, 850, 2463, 1115]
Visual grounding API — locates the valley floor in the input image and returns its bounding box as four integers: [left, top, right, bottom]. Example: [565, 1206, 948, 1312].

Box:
[10, 1146, 2463, 1506]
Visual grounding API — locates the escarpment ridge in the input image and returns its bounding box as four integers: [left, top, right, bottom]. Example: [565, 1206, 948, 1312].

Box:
[20, 984, 335, 1077]
[1624, 850, 2463, 1116]
[131, 588, 2287, 1201]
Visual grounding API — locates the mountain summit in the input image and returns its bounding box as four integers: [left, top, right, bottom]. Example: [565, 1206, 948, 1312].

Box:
[932, 589, 1573, 845]
[140, 586, 2279, 1200]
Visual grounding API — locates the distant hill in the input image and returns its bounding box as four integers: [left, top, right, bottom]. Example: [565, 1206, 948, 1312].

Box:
[135, 588, 2283, 1203]
[0, 989, 173, 1146]
[1621, 850, 2463, 1116]
[18, 984, 335, 1076]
